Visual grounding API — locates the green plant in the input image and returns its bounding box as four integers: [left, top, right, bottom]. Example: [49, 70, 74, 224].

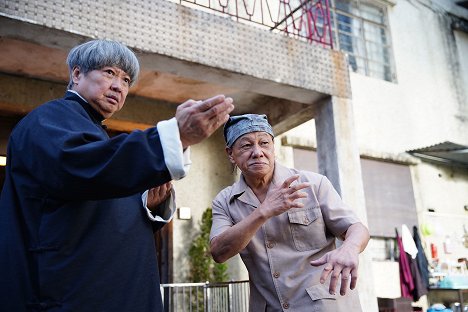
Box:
[188, 207, 229, 283]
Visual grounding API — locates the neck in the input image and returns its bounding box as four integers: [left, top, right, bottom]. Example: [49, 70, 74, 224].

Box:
[244, 170, 274, 203]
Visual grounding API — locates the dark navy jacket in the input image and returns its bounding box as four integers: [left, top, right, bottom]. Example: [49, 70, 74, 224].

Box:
[0, 92, 171, 311]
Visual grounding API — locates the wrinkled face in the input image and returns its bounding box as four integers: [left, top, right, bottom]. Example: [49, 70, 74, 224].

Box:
[71, 66, 131, 119]
[227, 131, 275, 178]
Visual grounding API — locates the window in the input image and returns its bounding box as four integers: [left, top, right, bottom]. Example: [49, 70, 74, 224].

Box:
[330, 0, 396, 82]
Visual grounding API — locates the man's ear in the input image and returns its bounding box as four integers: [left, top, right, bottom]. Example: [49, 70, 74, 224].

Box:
[71, 66, 81, 85]
[226, 147, 235, 164]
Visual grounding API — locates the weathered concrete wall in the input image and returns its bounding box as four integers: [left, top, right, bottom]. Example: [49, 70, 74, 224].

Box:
[0, 0, 350, 102]
[170, 130, 234, 281]
[280, 0, 468, 309]
[285, 1, 468, 152]
[350, 0, 468, 153]
[315, 96, 378, 311]
[412, 163, 468, 261]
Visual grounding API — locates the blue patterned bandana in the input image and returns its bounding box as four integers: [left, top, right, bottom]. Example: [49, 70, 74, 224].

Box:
[223, 114, 274, 148]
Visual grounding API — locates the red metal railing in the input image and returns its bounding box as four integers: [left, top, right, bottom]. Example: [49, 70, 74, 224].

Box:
[178, 0, 334, 48]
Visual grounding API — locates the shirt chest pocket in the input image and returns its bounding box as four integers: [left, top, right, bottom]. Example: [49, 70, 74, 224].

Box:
[287, 207, 327, 251]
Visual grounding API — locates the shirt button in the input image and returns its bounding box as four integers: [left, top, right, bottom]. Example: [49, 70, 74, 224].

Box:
[283, 302, 289, 309]
[273, 272, 280, 278]
[304, 217, 309, 223]
[266, 241, 275, 248]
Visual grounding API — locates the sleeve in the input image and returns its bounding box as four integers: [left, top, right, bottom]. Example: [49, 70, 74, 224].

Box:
[141, 187, 176, 223]
[316, 175, 361, 238]
[11, 103, 172, 200]
[157, 117, 192, 180]
[209, 191, 234, 241]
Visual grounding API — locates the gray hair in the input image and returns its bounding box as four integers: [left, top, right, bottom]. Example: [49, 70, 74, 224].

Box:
[66, 39, 140, 89]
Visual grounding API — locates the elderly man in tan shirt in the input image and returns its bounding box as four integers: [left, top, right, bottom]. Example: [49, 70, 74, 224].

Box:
[210, 114, 370, 312]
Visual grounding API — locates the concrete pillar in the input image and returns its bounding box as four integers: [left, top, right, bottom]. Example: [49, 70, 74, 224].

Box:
[315, 96, 379, 311]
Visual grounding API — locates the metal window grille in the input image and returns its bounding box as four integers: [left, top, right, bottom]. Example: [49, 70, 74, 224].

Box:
[330, 0, 396, 82]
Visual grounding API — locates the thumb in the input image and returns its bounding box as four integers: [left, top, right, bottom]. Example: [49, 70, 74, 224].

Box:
[310, 255, 327, 267]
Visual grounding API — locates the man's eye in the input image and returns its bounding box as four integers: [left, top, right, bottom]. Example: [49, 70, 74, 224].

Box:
[105, 69, 115, 76]
[124, 78, 131, 85]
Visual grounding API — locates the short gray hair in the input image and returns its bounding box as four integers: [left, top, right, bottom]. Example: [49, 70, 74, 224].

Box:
[66, 39, 140, 89]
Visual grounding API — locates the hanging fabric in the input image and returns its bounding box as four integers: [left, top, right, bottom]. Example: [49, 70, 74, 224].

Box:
[402, 224, 418, 259]
[413, 225, 430, 292]
[396, 228, 415, 298]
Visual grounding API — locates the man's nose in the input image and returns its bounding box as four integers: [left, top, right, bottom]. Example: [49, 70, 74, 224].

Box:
[251, 144, 263, 157]
[110, 77, 124, 91]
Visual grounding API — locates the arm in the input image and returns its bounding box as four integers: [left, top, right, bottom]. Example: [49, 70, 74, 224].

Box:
[310, 222, 370, 296]
[210, 206, 267, 263]
[210, 175, 310, 263]
[15, 95, 232, 201]
[12, 105, 172, 200]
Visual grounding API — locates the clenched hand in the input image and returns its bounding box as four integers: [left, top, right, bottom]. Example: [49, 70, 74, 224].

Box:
[147, 182, 172, 212]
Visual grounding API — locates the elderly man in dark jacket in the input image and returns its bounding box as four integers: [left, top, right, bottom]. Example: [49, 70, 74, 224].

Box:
[0, 39, 234, 311]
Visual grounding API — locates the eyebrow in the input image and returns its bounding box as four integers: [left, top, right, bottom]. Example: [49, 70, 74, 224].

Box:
[238, 134, 270, 143]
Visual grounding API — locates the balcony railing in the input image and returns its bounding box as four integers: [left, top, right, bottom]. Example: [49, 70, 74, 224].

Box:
[176, 0, 334, 48]
[160, 280, 250, 312]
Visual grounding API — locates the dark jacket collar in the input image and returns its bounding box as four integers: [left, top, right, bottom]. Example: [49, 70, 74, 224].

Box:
[64, 90, 105, 125]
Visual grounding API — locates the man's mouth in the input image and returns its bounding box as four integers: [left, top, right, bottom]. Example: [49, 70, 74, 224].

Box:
[106, 94, 119, 104]
[250, 162, 267, 166]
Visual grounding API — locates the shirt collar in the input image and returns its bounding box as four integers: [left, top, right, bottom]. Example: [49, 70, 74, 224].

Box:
[67, 89, 87, 103]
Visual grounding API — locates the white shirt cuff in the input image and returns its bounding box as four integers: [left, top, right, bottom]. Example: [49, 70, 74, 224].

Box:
[141, 188, 176, 222]
[157, 117, 192, 180]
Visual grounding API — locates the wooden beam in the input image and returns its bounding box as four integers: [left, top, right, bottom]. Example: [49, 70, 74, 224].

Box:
[103, 119, 153, 132]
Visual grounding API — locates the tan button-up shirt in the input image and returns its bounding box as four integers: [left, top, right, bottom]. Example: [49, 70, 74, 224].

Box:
[210, 163, 363, 312]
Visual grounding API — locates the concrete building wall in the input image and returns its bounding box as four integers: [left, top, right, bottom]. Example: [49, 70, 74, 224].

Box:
[412, 163, 468, 260]
[286, 0, 468, 151]
[280, 0, 468, 308]
[340, 2, 466, 153]
[170, 130, 244, 281]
